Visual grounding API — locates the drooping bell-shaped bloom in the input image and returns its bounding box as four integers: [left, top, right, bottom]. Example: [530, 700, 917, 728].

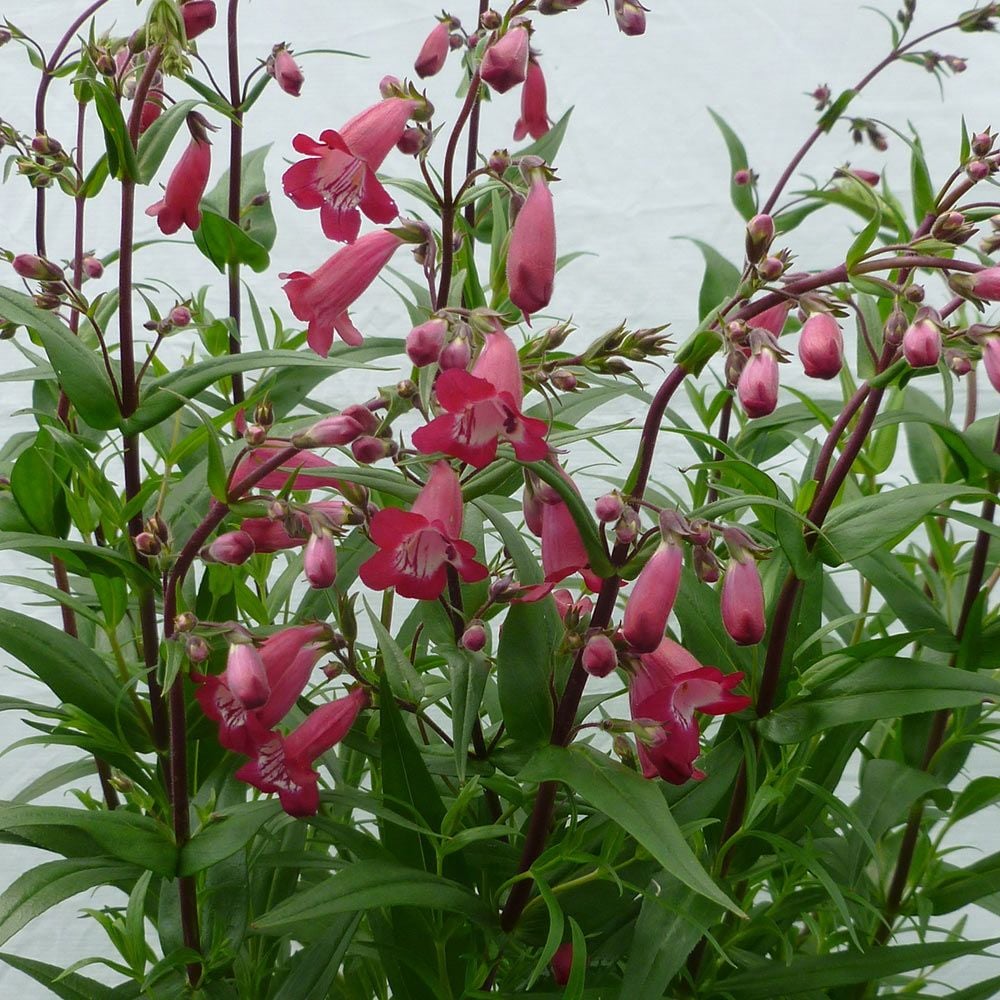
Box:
[269, 46, 304, 97]
[614, 0, 648, 35]
[798, 313, 844, 380]
[196, 624, 329, 756]
[749, 300, 791, 339]
[234, 446, 342, 492]
[622, 537, 683, 653]
[720, 558, 765, 646]
[226, 641, 270, 710]
[902, 318, 941, 368]
[146, 136, 211, 235]
[412, 324, 549, 468]
[281, 98, 415, 243]
[359, 462, 488, 600]
[481, 26, 530, 94]
[629, 638, 750, 784]
[582, 634, 618, 678]
[984, 337, 1000, 392]
[415, 21, 451, 78]
[737, 348, 779, 418]
[304, 531, 337, 589]
[181, 0, 217, 40]
[282, 230, 404, 355]
[235, 686, 369, 816]
[970, 265, 1000, 301]
[507, 174, 556, 320]
[514, 58, 551, 141]
[203, 530, 256, 565]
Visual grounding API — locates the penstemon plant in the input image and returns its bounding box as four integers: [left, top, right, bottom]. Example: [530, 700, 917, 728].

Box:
[0, 0, 999, 996]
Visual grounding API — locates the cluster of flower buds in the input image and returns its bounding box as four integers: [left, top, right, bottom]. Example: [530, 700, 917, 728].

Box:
[849, 118, 888, 151]
[266, 44, 304, 97]
[931, 210, 977, 246]
[10, 129, 73, 191]
[918, 49, 969, 75]
[578, 321, 672, 375]
[134, 513, 171, 559]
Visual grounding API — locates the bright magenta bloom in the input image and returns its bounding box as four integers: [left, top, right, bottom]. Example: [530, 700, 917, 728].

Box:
[622, 540, 683, 653]
[514, 58, 551, 141]
[902, 318, 941, 368]
[507, 175, 556, 320]
[720, 558, 765, 646]
[282, 98, 414, 243]
[146, 137, 211, 235]
[737, 348, 779, 418]
[196, 624, 328, 756]
[359, 462, 488, 600]
[236, 686, 368, 816]
[412, 325, 549, 468]
[481, 26, 529, 93]
[629, 638, 750, 784]
[798, 313, 844, 380]
[283, 230, 404, 355]
[415, 21, 451, 78]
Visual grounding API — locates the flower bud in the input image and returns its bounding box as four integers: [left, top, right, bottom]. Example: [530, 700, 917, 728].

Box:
[737, 349, 779, 418]
[798, 313, 843, 380]
[745, 214, 775, 263]
[415, 21, 451, 78]
[439, 332, 472, 370]
[351, 435, 395, 464]
[293, 413, 365, 448]
[693, 544, 721, 584]
[972, 131, 993, 156]
[551, 942, 574, 986]
[135, 531, 161, 556]
[226, 640, 270, 709]
[170, 305, 191, 327]
[967, 159, 990, 182]
[550, 369, 577, 391]
[244, 424, 268, 447]
[461, 621, 487, 652]
[146, 512, 170, 544]
[480, 26, 529, 94]
[268, 45, 304, 97]
[488, 149, 510, 174]
[757, 255, 786, 281]
[614, 0, 647, 35]
[849, 168, 880, 186]
[203, 530, 255, 565]
[81, 255, 104, 279]
[12, 254, 63, 282]
[945, 349, 972, 376]
[185, 634, 210, 663]
[615, 507, 640, 545]
[181, 0, 217, 41]
[595, 492, 624, 523]
[31, 134, 62, 156]
[304, 532, 337, 589]
[721, 558, 766, 646]
[174, 611, 198, 633]
[397, 126, 430, 156]
[884, 308, 907, 346]
[622, 536, 683, 653]
[983, 337, 1000, 392]
[902, 319, 941, 368]
[969, 265, 1000, 301]
[480, 10, 502, 29]
[582, 633, 618, 677]
[406, 317, 448, 366]
[733, 168, 752, 186]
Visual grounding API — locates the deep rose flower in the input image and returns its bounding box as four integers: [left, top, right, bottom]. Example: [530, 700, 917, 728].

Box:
[412, 324, 549, 468]
[720, 558, 766, 646]
[582, 634, 618, 677]
[415, 21, 451, 78]
[748, 300, 791, 339]
[236, 686, 368, 816]
[282, 230, 404, 355]
[798, 313, 844, 380]
[304, 531, 337, 589]
[281, 98, 415, 242]
[481, 26, 530, 94]
[737, 348, 779, 418]
[203, 530, 255, 565]
[514, 58, 551, 141]
[622, 539, 683, 653]
[359, 462, 488, 600]
[507, 174, 556, 320]
[629, 638, 750, 784]
[195, 624, 329, 756]
[145, 136, 211, 235]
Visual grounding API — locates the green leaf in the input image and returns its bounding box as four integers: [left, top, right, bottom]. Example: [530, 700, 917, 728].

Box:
[271, 913, 361, 1000]
[679, 238, 743, 321]
[0, 951, 135, 1000]
[817, 88, 857, 132]
[253, 860, 494, 934]
[716, 938, 1000, 996]
[759, 658, 1000, 743]
[197, 144, 277, 255]
[707, 109, 756, 219]
[10, 429, 69, 538]
[91, 81, 138, 182]
[193, 209, 270, 273]
[0, 857, 139, 947]
[135, 99, 200, 184]
[0, 287, 120, 430]
[844, 176, 883, 269]
[0, 533, 151, 588]
[909, 129, 935, 222]
[497, 600, 556, 748]
[816, 484, 989, 565]
[0, 608, 151, 749]
[448, 647, 490, 782]
[367, 602, 425, 704]
[179, 800, 283, 877]
[519, 745, 740, 914]
[923, 850, 1000, 914]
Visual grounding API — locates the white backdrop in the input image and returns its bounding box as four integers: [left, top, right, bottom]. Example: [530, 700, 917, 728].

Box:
[0, 0, 998, 993]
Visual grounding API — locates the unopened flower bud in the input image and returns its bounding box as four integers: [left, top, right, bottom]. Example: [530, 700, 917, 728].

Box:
[338, 480, 370, 509]
[185, 634, 210, 663]
[135, 531, 161, 556]
[489, 574, 516, 602]
[798, 313, 844, 380]
[614, 0, 647, 35]
[415, 21, 451, 78]
[757, 255, 786, 281]
[0, 28, 12, 46]
[12, 254, 63, 282]
[550, 369, 577, 391]
[581, 633, 618, 677]
[745, 214, 775, 263]
[147, 513, 170, 544]
[396, 126, 429, 156]
[461, 621, 487, 652]
[31, 134, 62, 156]
[733, 168, 752, 186]
[967, 265, 1000, 301]
[737, 349, 780, 418]
[293, 413, 364, 448]
[244, 424, 268, 447]
[982, 337, 1000, 392]
[480, 10, 502, 30]
[945, 349, 972, 376]
[693, 545, 721, 583]
[884, 308, 907, 346]
[967, 160, 990, 182]
[904, 283, 925, 303]
[351, 435, 395, 464]
[615, 507, 640, 545]
[721, 558, 766, 646]
[175, 611, 198, 633]
[406, 317, 448, 366]
[595, 492, 624, 523]
[226, 640, 270, 708]
[81, 255, 103, 279]
[379, 75, 402, 98]
[340, 403, 380, 435]
[439, 333, 472, 370]
[169, 305, 191, 327]
[181, 0, 217, 41]
[304, 531, 337, 589]
[268, 44, 304, 97]
[902, 318, 941, 368]
[480, 26, 529, 94]
[203, 530, 255, 565]
[253, 400, 273, 429]
[971, 131, 993, 156]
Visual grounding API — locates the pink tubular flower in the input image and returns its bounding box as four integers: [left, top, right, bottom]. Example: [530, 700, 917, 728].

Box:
[234, 447, 341, 492]
[514, 58, 551, 141]
[971, 266, 1000, 301]
[269, 46, 304, 97]
[235, 686, 369, 816]
[737, 348, 779, 418]
[226, 641, 270, 710]
[622, 538, 683, 653]
[902, 319, 941, 368]
[145, 136, 211, 235]
[304, 532, 337, 589]
[412, 324, 549, 468]
[196, 624, 329, 756]
[481, 26, 530, 94]
[415, 21, 451, 78]
[139, 98, 163, 134]
[359, 462, 488, 600]
[181, 0, 216, 40]
[507, 174, 556, 320]
[984, 337, 1000, 392]
[282, 230, 404, 355]
[292, 413, 365, 448]
[281, 98, 415, 243]
[629, 638, 750, 784]
[798, 313, 844, 380]
[720, 558, 765, 646]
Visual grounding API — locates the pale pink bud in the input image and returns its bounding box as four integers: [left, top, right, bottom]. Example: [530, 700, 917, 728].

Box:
[292, 413, 365, 448]
[203, 530, 255, 565]
[971, 266, 1000, 301]
[946, 349, 971, 376]
[269, 46, 304, 97]
[967, 160, 990, 182]
[396, 127, 429, 156]
[615, 507, 640, 545]
[461, 621, 487, 652]
[745, 214, 775, 263]
[439, 333, 472, 370]
[12, 254, 63, 281]
[135, 531, 161, 556]
[737, 349, 779, 418]
[379, 75, 402, 98]
[480, 26, 529, 94]
[614, 0, 647, 35]
[169, 305, 191, 327]
[971, 131, 993, 156]
[721, 559, 765, 646]
[507, 175, 556, 320]
[798, 313, 844, 380]
[595, 492, 624, 523]
[181, 0, 217, 41]
[733, 168, 752, 186]
[551, 942, 573, 986]
[185, 634, 210, 663]
[415, 21, 451, 78]
[351, 435, 395, 464]
[304, 532, 337, 589]
[406, 318, 448, 366]
[582, 634, 618, 677]
[902, 319, 941, 368]
[622, 540, 683, 653]
[983, 337, 1000, 392]
[81, 256, 104, 279]
[227, 641, 270, 708]
[550, 369, 577, 391]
